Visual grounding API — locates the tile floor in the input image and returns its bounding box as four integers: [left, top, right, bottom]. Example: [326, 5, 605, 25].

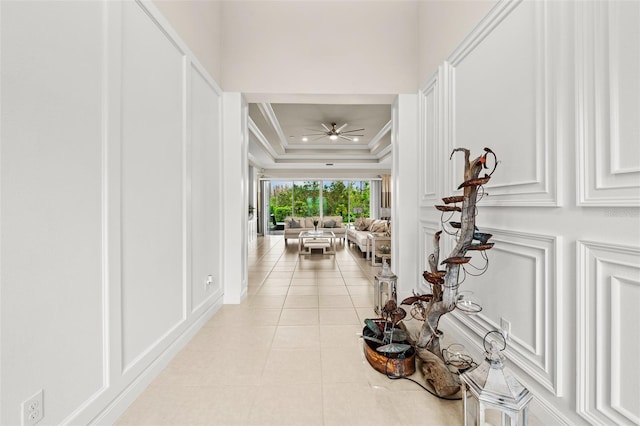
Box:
[116, 235, 463, 425]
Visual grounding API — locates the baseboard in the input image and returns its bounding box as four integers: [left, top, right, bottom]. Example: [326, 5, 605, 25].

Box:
[89, 296, 223, 425]
[438, 316, 573, 426]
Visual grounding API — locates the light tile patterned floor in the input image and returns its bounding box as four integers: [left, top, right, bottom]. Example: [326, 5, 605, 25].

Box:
[116, 236, 463, 425]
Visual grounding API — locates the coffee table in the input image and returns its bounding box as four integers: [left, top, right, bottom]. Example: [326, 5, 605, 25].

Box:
[298, 230, 336, 255]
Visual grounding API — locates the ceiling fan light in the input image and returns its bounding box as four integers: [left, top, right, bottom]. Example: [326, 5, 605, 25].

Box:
[329, 134, 338, 141]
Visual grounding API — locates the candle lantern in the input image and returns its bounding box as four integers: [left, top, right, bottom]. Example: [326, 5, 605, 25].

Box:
[373, 260, 397, 315]
[460, 331, 533, 426]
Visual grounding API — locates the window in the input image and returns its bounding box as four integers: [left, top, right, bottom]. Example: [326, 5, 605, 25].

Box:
[265, 179, 371, 226]
[349, 181, 370, 222]
[293, 181, 320, 217]
[322, 180, 349, 220]
[269, 180, 293, 222]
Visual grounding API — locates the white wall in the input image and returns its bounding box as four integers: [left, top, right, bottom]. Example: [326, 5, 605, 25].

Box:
[391, 95, 419, 299]
[0, 1, 224, 424]
[418, 0, 497, 79]
[220, 1, 419, 95]
[222, 93, 249, 303]
[416, 1, 640, 425]
[153, 0, 223, 85]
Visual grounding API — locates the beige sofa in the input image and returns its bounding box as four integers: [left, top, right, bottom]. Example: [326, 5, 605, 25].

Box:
[346, 218, 390, 255]
[283, 216, 346, 244]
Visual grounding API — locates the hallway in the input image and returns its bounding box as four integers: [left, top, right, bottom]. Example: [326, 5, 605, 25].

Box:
[116, 236, 462, 425]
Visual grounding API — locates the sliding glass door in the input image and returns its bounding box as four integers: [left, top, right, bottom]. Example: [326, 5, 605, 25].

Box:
[293, 181, 320, 217]
[349, 181, 370, 222]
[268, 181, 292, 234]
[322, 180, 349, 221]
[264, 179, 372, 234]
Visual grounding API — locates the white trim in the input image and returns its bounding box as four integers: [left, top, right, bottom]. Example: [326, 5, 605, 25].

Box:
[135, 0, 223, 96]
[367, 120, 392, 151]
[447, 0, 559, 207]
[248, 117, 280, 158]
[576, 240, 640, 425]
[283, 144, 373, 151]
[449, 227, 562, 395]
[86, 299, 223, 425]
[182, 56, 192, 320]
[576, 0, 640, 206]
[259, 177, 382, 181]
[418, 69, 440, 206]
[105, 0, 124, 401]
[441, 317, 573, 426]
[257, 102, 289, 150]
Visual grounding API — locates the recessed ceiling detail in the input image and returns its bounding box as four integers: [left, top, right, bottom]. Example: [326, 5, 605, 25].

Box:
[303, 122, 364, 142]
[248, 102, 392, 171]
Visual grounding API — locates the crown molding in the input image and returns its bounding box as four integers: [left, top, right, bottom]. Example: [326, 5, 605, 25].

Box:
[257, 102, 288, 150]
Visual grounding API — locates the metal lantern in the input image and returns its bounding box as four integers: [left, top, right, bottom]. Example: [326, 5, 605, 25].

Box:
[374, 260, 397, 315]
[460, 331, 533, 426]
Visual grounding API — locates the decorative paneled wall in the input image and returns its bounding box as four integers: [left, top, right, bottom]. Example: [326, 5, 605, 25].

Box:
[576, 0, 640, 206]
[417, 220, 441, 282]
[120, 0, 187, 372]
[1, 1, 224, 424]
[449, 0, 558, 206]
[418, 73, 441, 207]
[451, 228, 561, 395]
[418, 0, 640, 424]
[577, 241, 640, 426]
[190, 63, 224, 311]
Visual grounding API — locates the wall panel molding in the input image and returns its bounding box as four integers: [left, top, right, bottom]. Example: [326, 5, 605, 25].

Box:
[576, 1, 640, 206]
[119, 0, 188, 372]
[446, 0, 559, 206]
[90, 298, 222, 425]
[418, 70, 441, 206]
[417, 220, 441, 293]
[449, 228, 562, 395]
[189, 62, 224, 315]
[576, 241, 640, 426]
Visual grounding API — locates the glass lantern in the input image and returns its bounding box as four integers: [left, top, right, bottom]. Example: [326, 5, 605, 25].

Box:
[374, 260, 397, 315]
[460, 331, 533, 426]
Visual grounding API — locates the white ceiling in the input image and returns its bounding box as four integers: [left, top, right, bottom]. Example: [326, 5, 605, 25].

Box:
[248, 100, 393, 175]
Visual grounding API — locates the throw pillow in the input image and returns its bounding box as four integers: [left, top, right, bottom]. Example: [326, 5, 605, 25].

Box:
[323, 219, 336, 228]
[355, 217, 369, 231]
[370, 220, 387, 233]
[289, 218, 301, 228]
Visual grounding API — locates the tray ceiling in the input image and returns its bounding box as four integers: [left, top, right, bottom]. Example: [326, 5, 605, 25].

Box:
[248, 102, 392, 172]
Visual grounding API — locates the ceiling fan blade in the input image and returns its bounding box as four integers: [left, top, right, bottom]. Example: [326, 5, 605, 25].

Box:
[310, 135, 326, 142]
[303, 133, 328, 136]
[336, 123, 349, 132]
[321, 123, 331, 132]
[340, 128, 365, 134]
[339, 135, 355, 142]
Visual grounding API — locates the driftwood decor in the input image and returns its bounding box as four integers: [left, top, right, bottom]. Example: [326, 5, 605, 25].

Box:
[402, 147, 498, 397]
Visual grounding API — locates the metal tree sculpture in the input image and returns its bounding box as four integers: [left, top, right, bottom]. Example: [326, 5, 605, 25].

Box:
[404, 147, 497, 397]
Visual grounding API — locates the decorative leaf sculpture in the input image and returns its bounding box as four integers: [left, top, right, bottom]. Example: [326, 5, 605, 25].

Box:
[409, 148, 498, 396]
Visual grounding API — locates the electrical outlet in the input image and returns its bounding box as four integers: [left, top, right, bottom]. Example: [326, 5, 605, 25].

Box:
[205, 275, 213, 290]
[500, 317, 511, 340]
[22, 389, 44, 426]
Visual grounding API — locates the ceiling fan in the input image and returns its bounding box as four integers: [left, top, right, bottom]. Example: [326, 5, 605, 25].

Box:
[304, 122, 364, 142]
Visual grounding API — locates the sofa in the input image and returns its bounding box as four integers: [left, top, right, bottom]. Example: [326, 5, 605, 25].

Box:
[283, 216, 346, 244]
[346, 218, 390, 257]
